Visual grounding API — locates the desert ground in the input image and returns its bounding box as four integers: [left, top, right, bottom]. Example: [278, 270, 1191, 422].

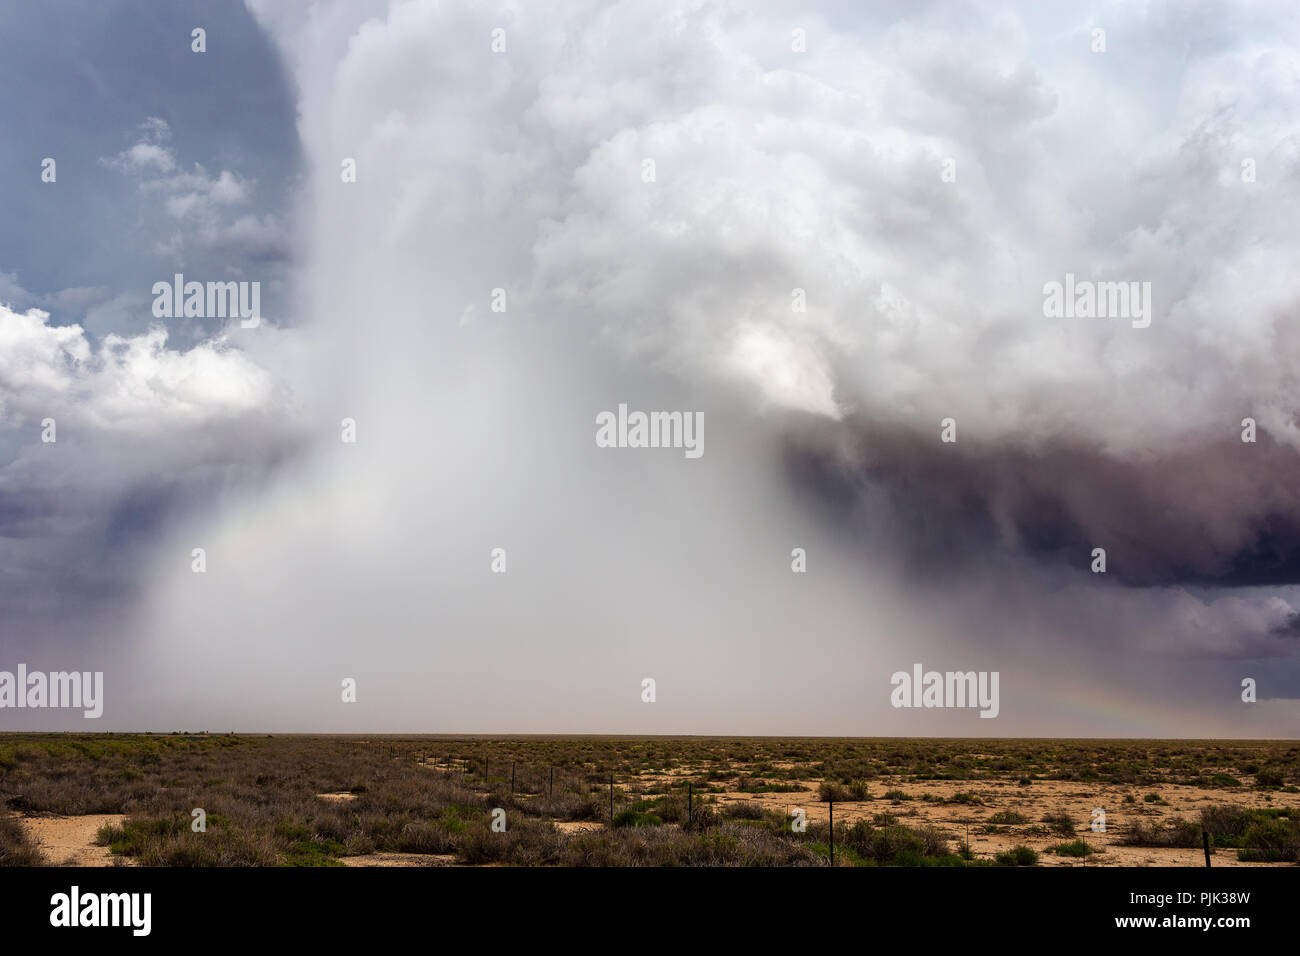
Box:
[2, 735, 1297, 867]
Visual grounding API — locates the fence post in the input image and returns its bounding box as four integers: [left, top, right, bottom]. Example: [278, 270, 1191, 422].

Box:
[688, 782, 693, 828]
[609, 774, 614, 822]
[1203, 829, 1211, 868]
[511, 761, 516, 794]
[829, 799, 834, 867]
[550, 766, 553, 796]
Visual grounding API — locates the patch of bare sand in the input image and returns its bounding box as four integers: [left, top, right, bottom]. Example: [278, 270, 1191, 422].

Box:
[23, 814, 126, 867]
[316, 792, 358, 802]
[555, 820, 605, 833]
[342, 852, 457, 867]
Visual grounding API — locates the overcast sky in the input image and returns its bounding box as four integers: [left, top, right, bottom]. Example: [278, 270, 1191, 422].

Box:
[3, 0, 1300, 736]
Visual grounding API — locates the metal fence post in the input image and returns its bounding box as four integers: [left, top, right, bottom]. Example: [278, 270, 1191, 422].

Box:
[829, 799, 835, 867]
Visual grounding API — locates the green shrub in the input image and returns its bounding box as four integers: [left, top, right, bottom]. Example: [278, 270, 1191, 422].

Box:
[612, 810, 661, 828]
[1237, 818, 1300, 862]
[995, 845, 1038, 866]
[0, 812, 44, 866]
[720, 801, 765, 821]
[840, 820, 954, 865]
[98, 816, 189, 856]
[1122, 818, 1201, 848]
[989, 811, 1029, 824]
[817, 781, 851, 802]
[1051, 839, 1096, 857]
[1041, 813, 1075, 835]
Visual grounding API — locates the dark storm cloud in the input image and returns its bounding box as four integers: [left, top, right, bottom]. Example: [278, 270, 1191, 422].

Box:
[783, 417, 1300, 588]
[0, 421, 309, 646]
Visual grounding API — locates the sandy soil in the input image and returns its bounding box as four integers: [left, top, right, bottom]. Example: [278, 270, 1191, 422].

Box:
[342, 852, 457, 867]
[700, 776, 1300, 867]
[554, 820, 605, 833]
[419, 760, 1300, 866]
[316, 792, 358, 802]
[22, 814, 126, 867]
